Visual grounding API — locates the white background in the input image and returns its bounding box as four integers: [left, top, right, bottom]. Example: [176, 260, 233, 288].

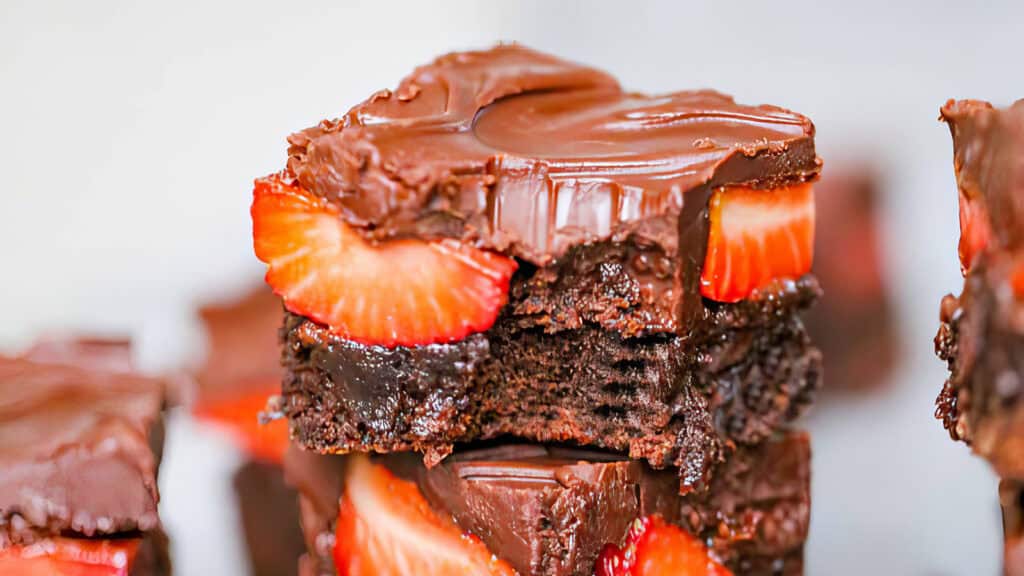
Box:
[3, 1, 1023, 574]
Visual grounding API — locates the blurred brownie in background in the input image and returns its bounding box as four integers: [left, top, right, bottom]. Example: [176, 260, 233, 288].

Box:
[1, 339, 172, 575]
[193, 286, 304, 576]
[805, 163, 898, 392]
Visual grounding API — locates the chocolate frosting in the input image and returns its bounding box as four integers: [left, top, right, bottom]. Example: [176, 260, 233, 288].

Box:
[287, 45, 819, 264]
[941, 99, 1024, 251]
[0, 356, 166, 544]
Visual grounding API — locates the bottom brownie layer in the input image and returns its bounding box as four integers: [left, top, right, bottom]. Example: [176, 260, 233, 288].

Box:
[285, 432, 810, 576]
[234, 460, 305, 576]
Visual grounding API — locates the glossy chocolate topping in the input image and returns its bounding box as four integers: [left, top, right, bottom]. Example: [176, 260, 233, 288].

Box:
[0, 356, 166, 543]
[941, 99, 1024, 250]
[287, 45, 819, 264]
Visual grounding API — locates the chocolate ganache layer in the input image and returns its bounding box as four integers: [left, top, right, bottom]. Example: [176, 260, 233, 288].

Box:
[285, 433, 810, 576]
[286, 45, 819, 265]
[935, 99, 1024, 478]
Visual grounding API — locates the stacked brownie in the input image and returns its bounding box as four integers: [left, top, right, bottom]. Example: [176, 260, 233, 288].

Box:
[253, 45, 822, 575]
[934, 99, 1024, 573]
[192, 287, 305, 576]
[0, 339, 172, 575]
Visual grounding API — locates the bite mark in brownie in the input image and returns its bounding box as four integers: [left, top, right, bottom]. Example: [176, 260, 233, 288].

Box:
[281, 276, 819, 492]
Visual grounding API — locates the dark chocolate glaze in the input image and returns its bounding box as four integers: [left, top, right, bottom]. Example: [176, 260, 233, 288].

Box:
[286, 45, 819, 265]
[935, 99, 1024, 478]
[284, 433, 810, 576]
[0, 356, 167, 545]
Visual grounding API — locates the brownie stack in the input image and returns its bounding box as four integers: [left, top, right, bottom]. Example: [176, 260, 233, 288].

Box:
[0, 340, 172, 575]
[934, 99, 1024, 574]
[253, 45, 822, 575]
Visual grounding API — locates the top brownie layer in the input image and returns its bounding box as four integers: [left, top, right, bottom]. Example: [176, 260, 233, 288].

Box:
[286, 44, 819, 264]
[0, 351, 166, 544]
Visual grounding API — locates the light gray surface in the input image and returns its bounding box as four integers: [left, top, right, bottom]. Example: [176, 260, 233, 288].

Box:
[2, 1, 1020, 574]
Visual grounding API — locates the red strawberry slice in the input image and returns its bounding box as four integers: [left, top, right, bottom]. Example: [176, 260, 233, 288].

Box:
[334, 455, 515, 576]
[957, 189, 991, 274]
[596, 516, 732, 576]
[193, 385, 289, 464]
[252, 174, 517, 348]
[701, 183, 815, 303]
[0, 537, 141, 576]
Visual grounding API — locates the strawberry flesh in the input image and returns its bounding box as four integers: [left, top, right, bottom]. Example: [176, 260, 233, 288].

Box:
[193, 385, 289, 464]
[701, 183, 815, 303]
[334, 455, 514, 576]
[595, 516, 732, 576]
[957, 190, 991, 274]
[0, 538, 141, 576]
[252, 174, 517, 348]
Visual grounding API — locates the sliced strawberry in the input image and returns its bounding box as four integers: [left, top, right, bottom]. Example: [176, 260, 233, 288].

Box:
[193, 385, 289, 464]
[0, 537, 141, 576]
[596, 516, 732, 576]
[957, 190, 991, 274]
[701, 183, 815, 303]
[334, 455, 514, 576]
[252, 174, 517, 347]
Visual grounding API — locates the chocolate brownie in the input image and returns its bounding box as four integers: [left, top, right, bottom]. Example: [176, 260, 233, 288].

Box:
[0, 356, 166, 544]
[285, 432, 810, 576]
[934, 99, 1024, 478]
[283, 280, 820, 491]
[267, 45, 822, 490]
[0, 345, 170, 573]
